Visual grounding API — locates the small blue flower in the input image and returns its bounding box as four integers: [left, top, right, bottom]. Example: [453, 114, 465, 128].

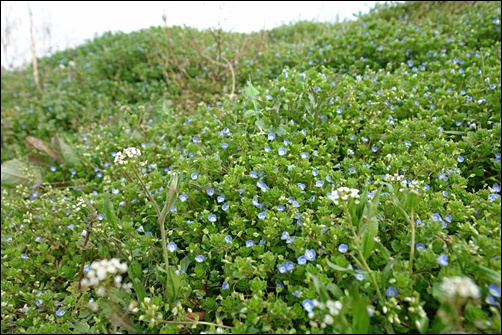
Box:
[286, 261, 295, 272]
[268, 133, 276, 140]
[191, 173, 198, 180]
[179, 193, 188, 202]
[208, 214, 217, 222]
[354, 269, 365, 281]
[217, 194, 225, 203]
[257, 180, 269, 192]
[278, 263, 287, 274]
[205, 188, 215, 197]
[36, 299, 42, 307]
[222, 282, 229, 290]
[298, 255, 307, 265]
[457, 156, 464, 163]
[315, 180, 324, 187]
[292, 290, 301, 297]
[386, 286, 398, 297]
[250, 171, 258, 178]
[305, 249, 316, 261]
[301, 152, 309, 159]
[312, 169, 318, 176]
[55, 307, 66, 317]
[67, 224, 74, 229]
[222, 202, 229, 211]
[338, 244, 349, 253]
[283, 139, 290, 146]
[50, 166, 57, 172]
[195, 255, 205, 263]
[246, 240, 255, 247]
[21, 253, 28, 259]
[264, 145, 271, 152]
[488, 284, 501, 298]
[491, 183, 501, 193]
[225, 235, 232, 243]
[432, 213, 443, 222]
[444, 214, 452, 223]
[438, 253, 449, 266]
[277, 205, 285, 212]
[292, 200, 299, 208]
[347, 148, 354, 155]
[297, 183, 306, 190]
[221, 142, 228, 149]
[488, 194, 500, 201]
[416, 243, 426, 251]
[167, 242, 177, 252]
[281, 231, 290, 240]
[278, 148, 287, 156]
[258, 211, 266, 220]
[302, 299, 314, 313]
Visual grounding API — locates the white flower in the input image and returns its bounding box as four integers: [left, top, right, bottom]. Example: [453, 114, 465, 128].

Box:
[440, 276, 480, 300]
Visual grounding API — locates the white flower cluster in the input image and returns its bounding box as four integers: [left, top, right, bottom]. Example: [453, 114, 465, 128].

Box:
[309, 299, 343, 329]
[440, 276, 480, 300]
[114, 147, 142, 165]
[383, 173, 423, 191]
[328, 187, 360, 205]
[80, 258, 131, 297]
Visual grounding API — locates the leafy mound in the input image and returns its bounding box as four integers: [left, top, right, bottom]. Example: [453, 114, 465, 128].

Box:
[1, 1, 501, 334]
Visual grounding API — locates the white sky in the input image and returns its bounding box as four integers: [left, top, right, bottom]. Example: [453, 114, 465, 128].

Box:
[1, 1, 386, 69]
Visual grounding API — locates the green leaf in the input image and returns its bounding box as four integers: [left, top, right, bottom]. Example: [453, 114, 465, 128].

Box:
[361, 216, 379, 260]
[132, 277, 147, 303]
[417, 315, 430, 334]
[104, 194, 120, 231]
[349, 284, 370, 334]
[326, 259, 354, 272]
[52, 135, 80, 166]
[308, 273, 330, 302]
[1, 159, 42, 188]
[180, 256, 192, 274]
[244, 81, 259, 98]
[128, 262, 144, 280]
[166, 266, 181, 303]
[255, 120, 266, 130]
[275, 126, 287, 136]
[243, 109, 257, 119]
[474, 264, 501, 284]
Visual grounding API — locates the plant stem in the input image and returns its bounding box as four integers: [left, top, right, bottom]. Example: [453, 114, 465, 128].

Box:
[409, 209, 416, 276]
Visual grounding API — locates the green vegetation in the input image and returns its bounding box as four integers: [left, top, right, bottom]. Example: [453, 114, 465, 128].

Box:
[1, 1, 500, 333]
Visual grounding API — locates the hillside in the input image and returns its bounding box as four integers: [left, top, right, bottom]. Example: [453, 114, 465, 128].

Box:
[1, 1, 501, 334]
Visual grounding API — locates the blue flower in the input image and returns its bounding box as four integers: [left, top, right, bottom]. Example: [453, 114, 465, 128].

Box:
[354, 269, 365, 281]
[371, 145, 378, 152]
[312, 169, 318, 176]
[264, 145, 271, 152]
[301, 152, 309, 159]
[55, 307, 66, 317]
[36, 299, 42, 307]
[386, 286, 398, 297]
[222, 282, 229, 290]
[302, 299, 314, 313]
[457, 156, 464, 163]
[278, 263, 287, 274]
[257, 180, 269, 192]
[208, 214, 217, 222]
[292, 200, 299, 208]
[217, 194, 225, 203]
[292, 290, 301, 297]
[246, 240, 255, 247]
[249, 171, 258, 178]
[167, 242, 177, 252]
[444, 214, 452, 223]
[179, 193, 188, 202]
[298, 255, 307, 265]
[225, 235, 232, 243]
[268, 133, 276, 140]
[315, 180, 324, 187]
[438, 253, 449, 266]
[195, 255, 205, 263]
[416, 243, 426, 251]
[281, 231, 290, 240]
[278, 148, 287, 156]
[277, 205, 285, 212]
[258, 211, 266, 220]
[21, 253, 28, 259]
[297, 183, 306, 190]
[286, 261, 295, 272]
[191, 173, 198, 180]
[488, 284, 501, 298]
[488, 194, 500, 201]
[491, 183, 501, 193]
[305, 249, 316, 261]
[283, 139, 290, 146]
[432, 213, 443, 222]
[338, 244, 349, 253]
[222, 202, 229, 211]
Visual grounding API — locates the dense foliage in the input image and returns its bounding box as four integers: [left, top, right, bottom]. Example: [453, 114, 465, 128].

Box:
[1, 1, 501, 334]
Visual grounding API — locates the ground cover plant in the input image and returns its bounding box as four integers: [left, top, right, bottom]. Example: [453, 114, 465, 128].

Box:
[1, 1, 501, 333]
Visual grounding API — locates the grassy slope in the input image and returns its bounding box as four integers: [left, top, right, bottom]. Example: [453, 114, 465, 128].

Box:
[1, 1, 501, 334]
